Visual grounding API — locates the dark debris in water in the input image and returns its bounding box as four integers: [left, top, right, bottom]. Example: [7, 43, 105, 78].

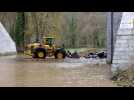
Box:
[66, 50, 107, 59]
[112, 68, 134, 87]
[66, 51, 80, 58]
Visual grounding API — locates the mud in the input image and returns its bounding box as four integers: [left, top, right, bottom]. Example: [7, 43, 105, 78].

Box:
[0, 55, 116, 87]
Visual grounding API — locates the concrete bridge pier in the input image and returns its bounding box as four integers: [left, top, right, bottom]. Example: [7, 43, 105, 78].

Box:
[0, 22, 16, 56]
[111, 12, 134, 73]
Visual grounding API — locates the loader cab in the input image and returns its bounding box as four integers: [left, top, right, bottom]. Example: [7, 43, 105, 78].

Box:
[43, 37, 55, 46]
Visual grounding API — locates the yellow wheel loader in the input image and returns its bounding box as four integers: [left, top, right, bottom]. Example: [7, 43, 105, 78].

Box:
[25, 37, 66, 59]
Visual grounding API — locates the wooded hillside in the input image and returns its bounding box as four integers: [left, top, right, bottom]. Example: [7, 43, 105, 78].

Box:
[0, 12, 106, 51]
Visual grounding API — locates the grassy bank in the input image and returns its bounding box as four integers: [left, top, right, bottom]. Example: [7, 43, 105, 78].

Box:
[65, 48, 106, 53]
[65, 48, 88, 53]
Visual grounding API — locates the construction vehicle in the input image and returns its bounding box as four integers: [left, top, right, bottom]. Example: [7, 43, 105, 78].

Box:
[25, 36, 66, 59]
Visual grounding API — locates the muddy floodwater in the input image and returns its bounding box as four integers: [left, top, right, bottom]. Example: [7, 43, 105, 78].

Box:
[0, 55, 116, 87]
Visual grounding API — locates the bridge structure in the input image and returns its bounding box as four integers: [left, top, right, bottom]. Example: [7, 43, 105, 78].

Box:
[107, 12, 134, 72]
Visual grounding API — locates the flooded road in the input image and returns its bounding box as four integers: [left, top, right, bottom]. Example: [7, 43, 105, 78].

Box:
[0, 55, 116, 87]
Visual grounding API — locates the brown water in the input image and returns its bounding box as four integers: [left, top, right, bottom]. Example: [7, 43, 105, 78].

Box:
[0, 55, 116, 87]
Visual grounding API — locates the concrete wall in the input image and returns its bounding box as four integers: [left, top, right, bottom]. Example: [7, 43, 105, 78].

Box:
[0, 22, 16, 56]
[113, 12, 122, 44]
[107, 12, 122, 64]
[112, 12, 134, 72]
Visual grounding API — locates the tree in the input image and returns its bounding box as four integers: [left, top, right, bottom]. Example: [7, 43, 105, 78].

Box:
[0, 12, 107, 49]
[64, 14, 78, 48]
[14, 12, 25, 51]
[70, 16, 77, 48]
[0, 12, 17, 39]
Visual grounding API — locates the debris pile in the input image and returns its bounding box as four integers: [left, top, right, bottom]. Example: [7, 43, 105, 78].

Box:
[112, 67, 134, 87]
[66, 50, 107, 59]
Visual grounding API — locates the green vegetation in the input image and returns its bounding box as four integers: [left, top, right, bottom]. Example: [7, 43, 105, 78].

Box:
[0, 12, 106, 51]
[65, 48, 88, 53]
[14, 12, 25, 51]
